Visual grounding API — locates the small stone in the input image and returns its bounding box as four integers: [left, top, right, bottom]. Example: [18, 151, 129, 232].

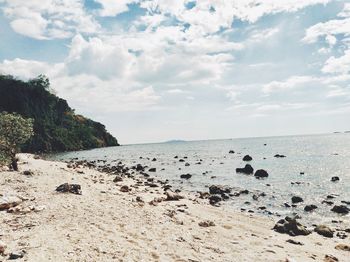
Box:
[324, 255, 338, 262]
[198, 220, 215, 227]
[180, 174, 192, 179]
[9, 250, 25, 260]
[0, 241, 6, 255]
[56, 183, 82, 195]
[22, 170, 33, 176]
[331, 176, 340, 182]
[315, 225, 334, 238]
[335, 244, 350, 251]
[165, 191, 184, 201]
[120, 185, 130, 192]
[286, 239, 304, 245]
[113, 176, 123, 182]
[148, 168, 156, 172]
[229, 150, 235, 154]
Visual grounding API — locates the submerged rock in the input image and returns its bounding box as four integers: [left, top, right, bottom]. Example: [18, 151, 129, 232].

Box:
[229, 150, 235, 154]
[291, 196, 303, 204]
[243, 155, 253, 161]
[331, 205, 350, 214]
[274, 154, 286, 158]
[304, 204, 318, 212]
[180, 174, 192, 179]
[273, 216, 311, 236]
[236, 164, 254, 175]
[254, 169, 269, 178]
[331, 176, 340, 182]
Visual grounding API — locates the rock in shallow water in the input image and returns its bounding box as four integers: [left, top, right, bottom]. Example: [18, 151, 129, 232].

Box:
[243, 155, 253, 161]
[291, 196, 303, 204]
[331, 205, 350, 214]
[236, 164, 254, 175]
[304, 204, 318, 212]
[254, 169, 269, 178]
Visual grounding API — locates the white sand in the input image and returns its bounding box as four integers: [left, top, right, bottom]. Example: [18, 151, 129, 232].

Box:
[0, 154, 349, 262]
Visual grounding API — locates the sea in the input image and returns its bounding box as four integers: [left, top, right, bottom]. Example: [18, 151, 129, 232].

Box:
[51, 133, 350, 226]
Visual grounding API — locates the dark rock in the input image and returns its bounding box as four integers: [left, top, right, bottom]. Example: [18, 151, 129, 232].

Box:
[229, 150, 235, 154]
[120, 185, 130, 192]
[322, 200, 334, 205]
[22, 170, 33, 176]
[304, 204, 318, 212]
[209, 185, 231, 195]
[341, 200, 350, 205]
[284, 203, 291, 208]
[286, 239, 304, 245]
[331, 176, 340, 182]
[209, 195, 222, 205]
[240, 189, 249, 194]
[291, 196, 303, 204]
[198, 220, 215, 227]
[165, 191, 184, 201]
[335, 244, 350, 251]
[179, 159, 185, 162]
[324, 255, 339, 262]
[180, 174, 192, 179]
[9, 250, 25, 260]
[113, 176, 123, 182]
[254, 169, 269, 178]
[236, 164, 254, 174]
[152, 158, 157, 161]
[314, 225, 334, 238]
[243, 155, 252, 161]
[148, 168, 156, 172]
[56, 183, 82, 195]
[331, 205, 350, 214]
[185, 163, 190, 166]
[273, 216, 311, 236]
[274, 154, 286, 158]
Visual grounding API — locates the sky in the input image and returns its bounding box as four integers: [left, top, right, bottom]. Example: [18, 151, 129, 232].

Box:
[0, 0, 349, 144]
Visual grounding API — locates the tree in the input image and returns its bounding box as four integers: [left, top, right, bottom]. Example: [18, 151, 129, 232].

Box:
[0, 112, 34, 170]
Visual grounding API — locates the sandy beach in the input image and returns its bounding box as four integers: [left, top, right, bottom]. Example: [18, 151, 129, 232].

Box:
[0, 154, 349, 262]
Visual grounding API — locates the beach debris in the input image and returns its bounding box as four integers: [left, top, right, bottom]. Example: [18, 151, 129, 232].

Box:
[243, 155, 253, 161]
[56, 183, 82, 195]
[274, 154, 286, 158]
[229, 150, 235, 154]
[254, 169, 269, 178]
[199, 220, 215, 227]
[120, 185, 130, 192]
[286, 239, 304, 245]
[236, 164, 254, 174]
[324, 254, 339, 262]
[9, 250, 25, 260]
[0, 241, 6, 255]
[291, 196, 303, 204]
[331, 205, 349, 214]
[0, 195, 22, 211]
[314, 225, 334, 238]
[148, 168, 156, 172]
[273, 216, 311, 236]
[304, 204, 318, 212]
[331, 176, 340, 182]
[180, 174, 192, 179]
[165, 191, 184, 201]
[335, 244, 350, 251]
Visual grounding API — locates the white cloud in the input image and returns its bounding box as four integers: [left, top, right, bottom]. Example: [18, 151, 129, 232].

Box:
[0, 0, 99, 39]
[322, 49, 350, 74]
[94, 0, 139, 17]
[262, 76, 318, 93]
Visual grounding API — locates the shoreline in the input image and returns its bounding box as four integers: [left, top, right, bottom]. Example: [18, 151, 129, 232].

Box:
[0, 154, 349, 261]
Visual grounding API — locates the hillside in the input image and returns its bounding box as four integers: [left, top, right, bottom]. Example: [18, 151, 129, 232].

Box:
[0, 74, 119, 153]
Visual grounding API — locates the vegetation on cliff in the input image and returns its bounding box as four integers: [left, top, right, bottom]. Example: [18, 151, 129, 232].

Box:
[0, 74, 119, 153]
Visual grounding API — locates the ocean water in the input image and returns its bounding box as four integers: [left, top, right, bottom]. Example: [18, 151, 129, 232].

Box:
[51, 133, 350, 226]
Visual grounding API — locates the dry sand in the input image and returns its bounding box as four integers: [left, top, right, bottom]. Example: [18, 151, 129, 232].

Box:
[0, 154, 349, 262]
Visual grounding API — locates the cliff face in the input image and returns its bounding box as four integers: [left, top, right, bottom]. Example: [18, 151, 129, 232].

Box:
[0, 75, 119, 153]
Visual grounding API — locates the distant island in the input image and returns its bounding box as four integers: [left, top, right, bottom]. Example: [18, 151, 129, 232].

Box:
[0, 74, 119, 153]
[163, 139, 187, 143]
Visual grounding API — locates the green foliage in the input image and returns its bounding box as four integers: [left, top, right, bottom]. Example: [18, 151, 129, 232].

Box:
[0, 112, 34, 165]
[0, 74, 119, 153]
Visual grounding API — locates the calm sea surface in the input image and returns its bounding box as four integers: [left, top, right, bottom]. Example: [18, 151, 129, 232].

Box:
[51, 133, 350, 226]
